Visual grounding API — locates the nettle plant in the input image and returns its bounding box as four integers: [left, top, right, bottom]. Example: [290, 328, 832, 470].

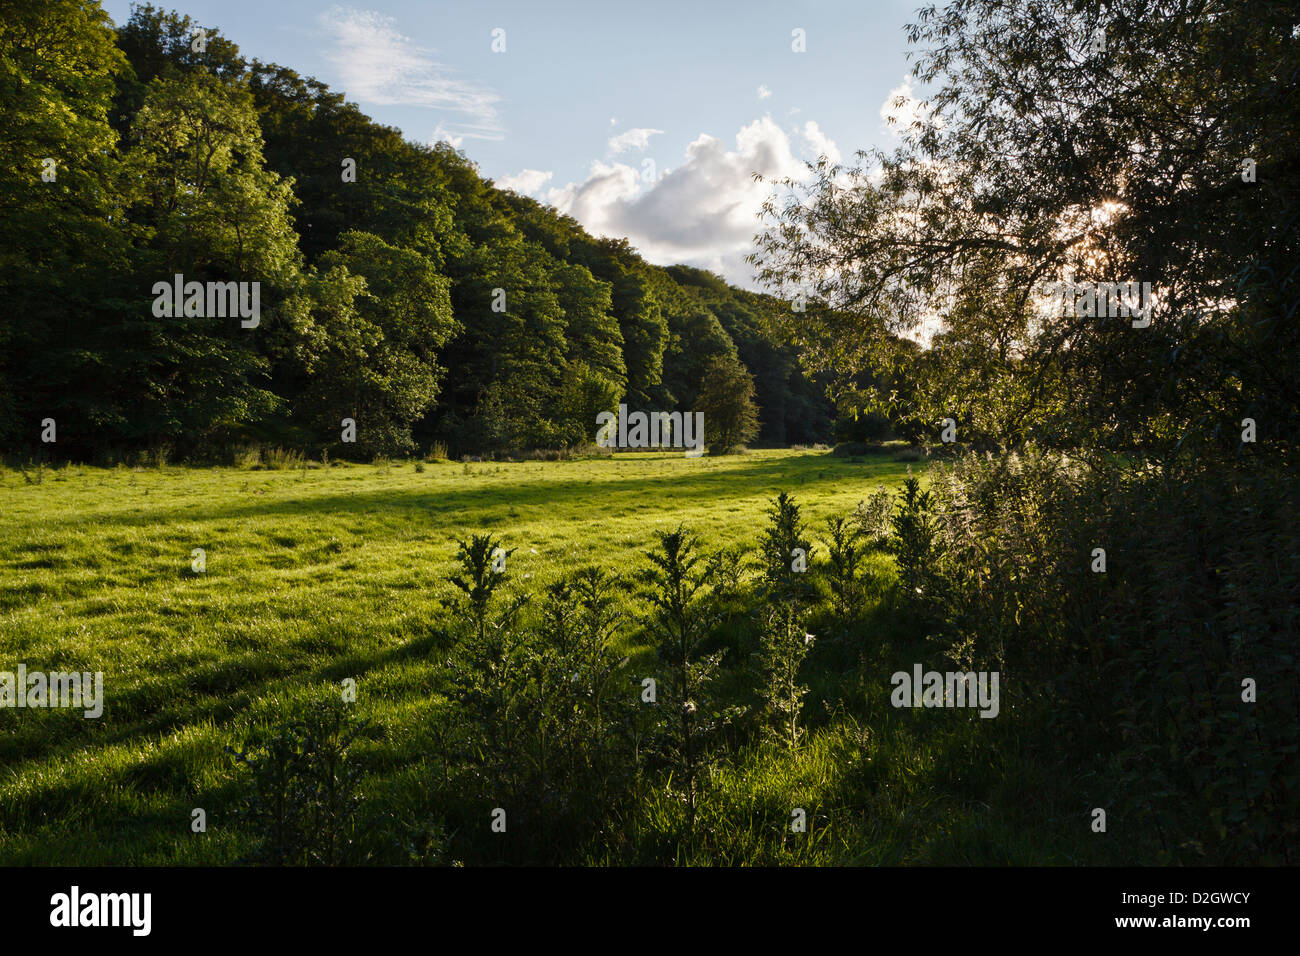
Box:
[644, 526, 742, 831]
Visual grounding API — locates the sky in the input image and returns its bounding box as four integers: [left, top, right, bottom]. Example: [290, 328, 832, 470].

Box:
[101, 0, 926, 289]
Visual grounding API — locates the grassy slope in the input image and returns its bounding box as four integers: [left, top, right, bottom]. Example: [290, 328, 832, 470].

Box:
[0, 450, 1115, 864]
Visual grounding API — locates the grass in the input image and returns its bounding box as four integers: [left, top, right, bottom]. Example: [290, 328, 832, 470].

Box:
[0, 449, 1118, 864]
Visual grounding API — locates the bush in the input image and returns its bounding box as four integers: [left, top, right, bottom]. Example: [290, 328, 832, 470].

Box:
[824, 515, 870, 626]
[644, 526, 741, 832]
[917, 450, 1300, 862]
[887, 474, 946, 619]
[229, 699, 367, 866]
[852, 487, 894, 547]
[759, 492, 814, 603]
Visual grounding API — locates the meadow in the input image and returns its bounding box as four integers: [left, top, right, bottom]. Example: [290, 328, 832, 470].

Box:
[1, 449, 1123, 865]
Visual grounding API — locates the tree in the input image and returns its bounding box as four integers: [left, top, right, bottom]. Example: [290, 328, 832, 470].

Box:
[0, 0, 129, 453]
[0, 1, 836, 460]
[296, 231, 456, 457]
[121, 66, 303, 453]
[694, 354, 760, 453]
[751, 0, 1300, 467]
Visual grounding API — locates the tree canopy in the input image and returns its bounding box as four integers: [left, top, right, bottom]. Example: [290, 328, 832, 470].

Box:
[2, 2, 838, 460]
[752, 0, 1299, 467]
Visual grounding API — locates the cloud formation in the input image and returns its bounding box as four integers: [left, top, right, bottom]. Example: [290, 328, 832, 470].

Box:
[797, 120, 841, 163]
[496, 168, 554, 195]
[320, 6, 503, 141]
[607, 127, 664, 154]
[880, 77, 925, 139]
[546, 116, 836, 288]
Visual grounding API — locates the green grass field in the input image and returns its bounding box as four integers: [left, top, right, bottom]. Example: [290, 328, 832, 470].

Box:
[0, 449, 1120, 864]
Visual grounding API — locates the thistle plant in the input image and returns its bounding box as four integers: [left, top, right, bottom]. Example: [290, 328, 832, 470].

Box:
[824, 515, 869, 625]
[756, 601, 813, 749]
[644, 525, 738, 830]
[888, 474, 946, 615]
[759, 491, 813, 603]
[229, 698, 367, 866]
[443, 532, 528, 790]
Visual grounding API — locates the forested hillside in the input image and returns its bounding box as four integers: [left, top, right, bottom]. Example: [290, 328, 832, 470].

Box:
[0, 2, 833, 462]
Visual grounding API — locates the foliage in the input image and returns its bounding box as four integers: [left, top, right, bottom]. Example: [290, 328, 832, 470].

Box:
[0, 3, 835, 462]
[887, 475, 946, 618]
[756, 601, 813, 749]
[823, 515, 869, 626]
[228, 699, 367, 866]
[759, 492, 814, 602]
[752, 0, 1300, 467]
[694, 353, 762, 453]
[643, 526, 739, 830]
[852, 487, 895, 547]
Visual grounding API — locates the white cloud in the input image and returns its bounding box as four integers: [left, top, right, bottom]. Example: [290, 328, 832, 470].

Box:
[496, 169, 554, 195]
[320, 6, 503, 141]
[797, 120, 841, 163]
[880, 77, 925, 139]
[547, 116, 826, 288]
[757, 84, 772, 100]
[607, 127, 664, 154]
[431, 123, 463, 149]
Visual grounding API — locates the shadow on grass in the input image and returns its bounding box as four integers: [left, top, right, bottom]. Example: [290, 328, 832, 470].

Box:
[17, 454, 907, 535]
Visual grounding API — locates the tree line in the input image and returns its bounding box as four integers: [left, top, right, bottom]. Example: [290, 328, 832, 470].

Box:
[0, 1, 836, 462]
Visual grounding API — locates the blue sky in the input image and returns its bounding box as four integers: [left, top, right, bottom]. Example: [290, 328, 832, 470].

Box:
[101, 0, 925, 287]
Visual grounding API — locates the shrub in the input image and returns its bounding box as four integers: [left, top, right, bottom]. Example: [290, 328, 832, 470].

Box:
[526, 568, 637, 836]
[852, 487, 894, 547]
[824, 515, 869, 626]
[263, 446, 304, 470]
[705, 545, 748, 602]
[443, 532, 528, 770]
[759, 492, 814, 603]
[756, 601, 813, 749]
[229, 699, 367, 866]
[892, 446, 927, 462]
[886, 474, 946, 618]
[644, 526, 741, 831]
[920, 450, 1300, 862]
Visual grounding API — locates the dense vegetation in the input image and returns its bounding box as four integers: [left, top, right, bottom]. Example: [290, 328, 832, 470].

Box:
[0, 448, 1171, 866]
[751, 0, 1300, 863]
[0, 1, 833, 463]
[1, 0, 1295, 867]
